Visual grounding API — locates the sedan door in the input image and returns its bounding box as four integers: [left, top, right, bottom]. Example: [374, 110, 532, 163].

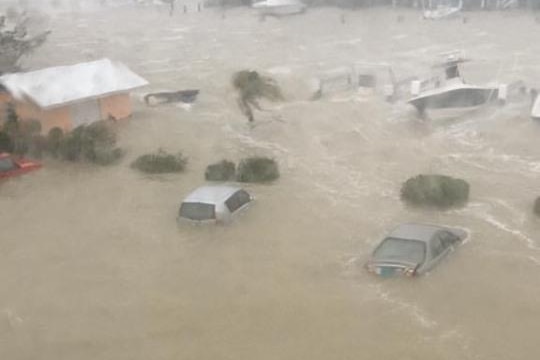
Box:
[424, 232, 453, 272]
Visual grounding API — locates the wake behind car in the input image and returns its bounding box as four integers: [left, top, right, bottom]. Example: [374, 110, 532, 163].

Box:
[366, 223, 467, 277]
[0, 152, 42, 180]
[178, 185, 253, 224]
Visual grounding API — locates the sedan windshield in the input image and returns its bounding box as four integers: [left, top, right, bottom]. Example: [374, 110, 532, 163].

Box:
[373, 238, 426, 265]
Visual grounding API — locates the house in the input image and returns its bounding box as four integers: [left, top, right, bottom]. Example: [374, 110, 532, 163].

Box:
[0, 58, 148, 134]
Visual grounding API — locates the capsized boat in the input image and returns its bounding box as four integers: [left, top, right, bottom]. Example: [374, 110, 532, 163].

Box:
[408, 54, 500, 116]
[252, 0, 307, 16]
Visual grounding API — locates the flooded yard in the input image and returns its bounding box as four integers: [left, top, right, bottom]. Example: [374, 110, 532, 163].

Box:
[1, 4, 540, 359]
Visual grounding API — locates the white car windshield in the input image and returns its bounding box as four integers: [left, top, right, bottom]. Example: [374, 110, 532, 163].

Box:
[179, 202, 216, 221]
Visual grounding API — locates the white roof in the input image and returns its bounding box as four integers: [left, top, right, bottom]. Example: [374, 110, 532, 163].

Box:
[183, 185, 243, 205]
[0, 58, 148, 109]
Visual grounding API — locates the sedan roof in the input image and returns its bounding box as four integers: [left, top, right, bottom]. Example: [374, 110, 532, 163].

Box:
[388, 223, 445, 243]
[183, 185, 243, 205]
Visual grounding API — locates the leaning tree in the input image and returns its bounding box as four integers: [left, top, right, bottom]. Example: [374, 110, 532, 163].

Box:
[231, 70, 284, 122]
[0, 11, 50, 74]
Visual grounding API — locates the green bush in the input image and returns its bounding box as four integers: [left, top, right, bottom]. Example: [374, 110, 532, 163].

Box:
[400, 174, 470, 209]
[131, 149, 188, 174]
[46, 127, 64, 157]
[0, 131, 14, 152]
[236, 157, 279, 183]
[205, 159, 236, 181]
[28, 135, 48, 158]
[58, 121, 122, 165]
[59, 127, 84, 161]
[534, 197, 540, 217]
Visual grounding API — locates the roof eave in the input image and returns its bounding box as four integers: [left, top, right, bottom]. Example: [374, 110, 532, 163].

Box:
[31, 84, 147, 110]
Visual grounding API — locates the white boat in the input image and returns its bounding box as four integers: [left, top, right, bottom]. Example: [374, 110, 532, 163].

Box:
[423, 0, 463, 20]
[531, 91, 540, 121]
[408, 53, 500, 116]
[252, 0, 307, 16]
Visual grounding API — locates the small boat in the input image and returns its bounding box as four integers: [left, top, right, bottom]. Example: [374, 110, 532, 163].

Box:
[408, 54, 500, 116]
[144, 89, 199, 106]
[531, 90, 540, 121]
[252, 0, 307, 16]
[423, 0, 462, 20]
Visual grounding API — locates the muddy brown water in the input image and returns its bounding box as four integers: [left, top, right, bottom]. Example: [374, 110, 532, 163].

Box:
[1, 5, 540, 360]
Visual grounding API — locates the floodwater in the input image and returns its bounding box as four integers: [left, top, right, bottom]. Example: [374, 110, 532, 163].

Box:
[1, 4, 540, 360]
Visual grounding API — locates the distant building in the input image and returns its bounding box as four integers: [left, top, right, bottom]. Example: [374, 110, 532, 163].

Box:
[0, 58, 148, 134]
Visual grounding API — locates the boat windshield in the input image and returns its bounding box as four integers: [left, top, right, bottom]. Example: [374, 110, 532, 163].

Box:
[445, 63, 460, 80]
[373, 238, 426, 265]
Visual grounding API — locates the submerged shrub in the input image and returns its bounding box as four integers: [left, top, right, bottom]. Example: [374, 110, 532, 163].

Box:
[534, 197, 540, 217]
[28, 134, 48, 158]
[0, 109, 34, 155]
[131, 149, 188, 174]
[401, 174, 470, 209]
[0, 131, 14, 152]
[236, 157, 279, 183]
[46, 127, 64, 157]
[205, 159, 236, 181]
[58, 121, 122, 165]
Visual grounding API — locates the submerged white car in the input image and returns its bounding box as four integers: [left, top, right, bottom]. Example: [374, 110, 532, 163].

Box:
[178, 185, 253, 224]
[366, 223, 467, 277]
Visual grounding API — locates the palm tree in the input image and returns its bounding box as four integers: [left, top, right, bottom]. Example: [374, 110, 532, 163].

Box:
[231, 70, 284, 122]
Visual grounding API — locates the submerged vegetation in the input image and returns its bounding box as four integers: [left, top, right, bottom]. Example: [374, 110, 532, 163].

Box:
[205, 159, 236, 181]
[534, 197, 540, 217]
[204, 157, 279, 183]
[58, 121, 123, 165]
[236, 157, 280, 183]
[232, 70, 283, 122]
[0, 109, 122, 165]
[131, 149, 188, 174]
[401, 174, 470, 209]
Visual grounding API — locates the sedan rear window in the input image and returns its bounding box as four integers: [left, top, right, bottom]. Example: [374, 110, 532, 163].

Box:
[373, 238, 426, 265]
[0, 158, 16, 172]
[179, 202, 216, 221]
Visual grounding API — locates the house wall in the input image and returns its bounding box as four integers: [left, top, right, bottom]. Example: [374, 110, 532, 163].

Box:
[1, 91, 134, 134]
[0, 92, 13, 124]
[15, 101, 72, 134]
[99, 93, 132, 122]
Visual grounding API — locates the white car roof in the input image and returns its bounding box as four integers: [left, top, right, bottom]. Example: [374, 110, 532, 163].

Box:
[388, 223, 445, 243]
[183, 185, 243, 205]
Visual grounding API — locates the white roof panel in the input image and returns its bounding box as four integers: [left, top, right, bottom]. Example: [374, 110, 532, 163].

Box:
[0, 58, 148, 109]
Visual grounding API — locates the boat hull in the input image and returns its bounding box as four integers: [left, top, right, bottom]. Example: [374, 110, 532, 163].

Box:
[409, 87, 498, 113]
[423, 8, 460, 20]
[531, 95, 540, 121]
[252, 2, 306, 15]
